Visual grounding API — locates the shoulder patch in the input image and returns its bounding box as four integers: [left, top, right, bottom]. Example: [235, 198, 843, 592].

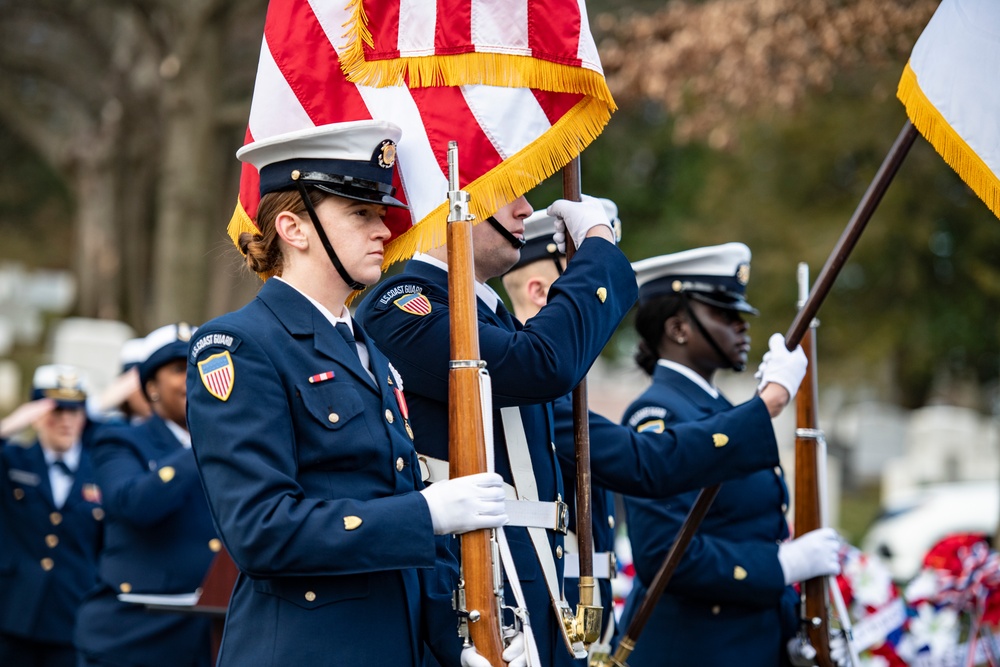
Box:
[374, 283, 428, 311]
[189, 332, 241, 363]
[627, 405, 669, 429]
[198, 351, 235, 402]
[394, 293, 432, 316]
[636, 419, 665, 434]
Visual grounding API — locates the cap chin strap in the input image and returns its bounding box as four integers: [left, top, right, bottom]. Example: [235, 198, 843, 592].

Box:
[683, 297, 746, 372]
[295, 182, 367, 291]
[487, 216, 527, 250]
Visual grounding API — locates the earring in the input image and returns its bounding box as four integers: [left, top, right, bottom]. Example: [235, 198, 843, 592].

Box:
[148, 393, 160, 402]
[675, 337, 686, 345]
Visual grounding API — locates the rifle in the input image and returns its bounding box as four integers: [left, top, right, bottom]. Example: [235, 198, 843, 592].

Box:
[793, 262, 832, 666]
[446, 141, 507, 665]
[599, 120, 919, 667]
[561, 157, 604, 651]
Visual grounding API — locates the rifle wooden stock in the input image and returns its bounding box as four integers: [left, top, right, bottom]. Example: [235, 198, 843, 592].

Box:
[562, 158, 596, 610]
[447, 143, 506, 665]
[794, 300, 833, 665]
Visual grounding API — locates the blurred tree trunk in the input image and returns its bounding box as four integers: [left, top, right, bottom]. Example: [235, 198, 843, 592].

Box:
[0, 0, 263, 332]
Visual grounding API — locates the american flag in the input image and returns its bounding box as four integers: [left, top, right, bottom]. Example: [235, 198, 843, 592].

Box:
[231, 0, 616, 268]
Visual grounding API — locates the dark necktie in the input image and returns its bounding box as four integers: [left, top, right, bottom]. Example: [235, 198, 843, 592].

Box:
[50, 459, 74, 477]
[335, 321, 360, 360]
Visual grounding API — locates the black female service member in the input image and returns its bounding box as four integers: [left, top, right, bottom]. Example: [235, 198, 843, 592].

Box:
[186, 121, 524, 667]
[617, 243, 842, 667]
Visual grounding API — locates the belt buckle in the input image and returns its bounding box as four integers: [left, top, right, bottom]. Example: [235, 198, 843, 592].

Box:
[555, 499, 569, 534]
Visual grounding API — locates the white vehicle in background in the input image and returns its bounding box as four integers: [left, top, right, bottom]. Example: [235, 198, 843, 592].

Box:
[861, 481, 998, 582]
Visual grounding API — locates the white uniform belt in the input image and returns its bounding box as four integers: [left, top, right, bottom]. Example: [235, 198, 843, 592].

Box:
[562, 551, 616, 580]
[418, 454, 569, 533]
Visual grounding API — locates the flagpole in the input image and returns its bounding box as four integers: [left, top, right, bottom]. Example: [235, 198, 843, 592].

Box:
[599, 120, 919, 667]
[562, 156, 602, 648]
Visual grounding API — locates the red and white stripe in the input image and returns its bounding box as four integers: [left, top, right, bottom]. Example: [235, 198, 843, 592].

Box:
[205, 367, 233, 398]
[308, 371, 336, 384]
[363, 0, 603, 75]
[239, 0, 588, 246]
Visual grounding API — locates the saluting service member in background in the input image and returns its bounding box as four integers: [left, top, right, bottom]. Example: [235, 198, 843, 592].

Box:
[499, 198, 622, 652]
[186, 121, 524, 667]
[617, 243, 841, 667]
[75, 323, 219, 667]
[357, 190, 805, 665]
[0, 365, 103, 667]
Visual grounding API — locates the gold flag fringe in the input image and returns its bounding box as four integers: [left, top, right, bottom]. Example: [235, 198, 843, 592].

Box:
[898, 62, 1000, 220]
[382, 94, 612, 267]
[340, 0, 616, 110]
[227, 201, 280, 282]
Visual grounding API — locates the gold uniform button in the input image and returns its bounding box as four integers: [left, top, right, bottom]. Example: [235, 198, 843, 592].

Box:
[385, 409, 394, 424]
[711, 605, 721, 615]
[733, 566, 748, 580]
[304, 591, 316, 602]
[92, 508, 105, 521]
[344, 516, 363, 530]
[555, 546, 564, 559]
[328, 412, 340, 424]
[608, 515, 615, 530]
[120, 583, 132, 593]
[712, 433, 729, 448]
[45, 534, 59, 548]
[40, 558, 54, 571]
[158, 466, 176, 483]
[208, 539, 222, 553]
[395, 457, 405, 472]
[13, 488, 24, 500]
[596, 287, 607, 303]
[49, 512, 62, 526]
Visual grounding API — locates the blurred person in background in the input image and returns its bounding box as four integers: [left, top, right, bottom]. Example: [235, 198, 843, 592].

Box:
[91, 337, 153, 427]
[617, 243, 840, 667]
[0, 365, 103, 667]
[75, 323, 219, 667]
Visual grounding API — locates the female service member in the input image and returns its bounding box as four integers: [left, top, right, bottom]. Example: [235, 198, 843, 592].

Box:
[186, 120, 523, 667]
[618, 243, 842, 667]
[76, 323, 219, 667]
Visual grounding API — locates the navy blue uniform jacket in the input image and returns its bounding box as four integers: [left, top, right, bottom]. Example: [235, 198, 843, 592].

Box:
[74, 414, 217, 667]
[0, 441, 102, 645]
[186, 278, 463, 667]
[617, 364, 799, 667]
[359, 238, 783, 665]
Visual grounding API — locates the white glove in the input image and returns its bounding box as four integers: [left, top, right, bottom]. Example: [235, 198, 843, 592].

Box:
[420, 472, 507, 535]
[754, 333, 808, 401]
[778, 527, 842, 586]
[548, 196, 615, 254]
[461, 631, 527, 667]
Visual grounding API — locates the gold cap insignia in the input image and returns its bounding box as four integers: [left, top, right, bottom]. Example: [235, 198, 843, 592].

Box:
[736, 263, 750, 286]
[377, 140, 397, 169]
